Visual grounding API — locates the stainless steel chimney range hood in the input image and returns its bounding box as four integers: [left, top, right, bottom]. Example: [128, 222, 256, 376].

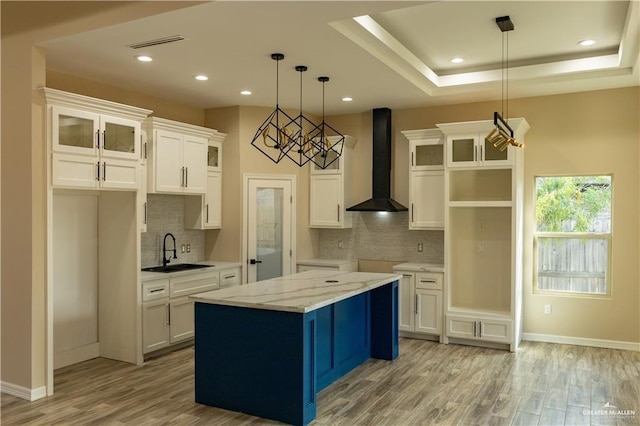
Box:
[346, 108, 408, 212]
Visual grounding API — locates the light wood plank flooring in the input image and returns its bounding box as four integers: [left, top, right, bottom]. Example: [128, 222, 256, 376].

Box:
[2, 339, 639, 425]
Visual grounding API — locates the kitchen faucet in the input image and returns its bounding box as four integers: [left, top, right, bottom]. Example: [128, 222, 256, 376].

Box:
[162, 233, 178, 267]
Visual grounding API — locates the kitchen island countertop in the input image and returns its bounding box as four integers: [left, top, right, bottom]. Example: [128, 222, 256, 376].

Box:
[191, 270, 401, 313]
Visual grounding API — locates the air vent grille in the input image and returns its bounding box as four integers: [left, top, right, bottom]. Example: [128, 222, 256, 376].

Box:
[128, 35, 185, 49]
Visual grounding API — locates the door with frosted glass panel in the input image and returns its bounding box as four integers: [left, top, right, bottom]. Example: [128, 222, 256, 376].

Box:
[247, 178, 293, 283]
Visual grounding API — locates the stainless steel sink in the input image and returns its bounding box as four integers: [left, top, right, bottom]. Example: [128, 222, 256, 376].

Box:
[142, 263, 212, 273]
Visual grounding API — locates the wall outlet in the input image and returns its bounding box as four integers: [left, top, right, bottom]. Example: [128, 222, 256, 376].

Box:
[180, 244, 186, 253]
[186, 244, 191, 253]
[338, 240, 343, 249]
[417, 242, 423, 252]
[477, 242, 485, 254]
[544, 304, 552, 315]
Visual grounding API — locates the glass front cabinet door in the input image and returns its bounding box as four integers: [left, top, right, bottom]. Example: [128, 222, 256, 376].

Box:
[52, 106, 141, 161]
[446, 134, 512, 168]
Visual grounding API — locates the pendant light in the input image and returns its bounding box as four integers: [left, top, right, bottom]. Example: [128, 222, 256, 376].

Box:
[251, 53, 299, 164]
[306, 76, 345, 169]
[485, 16, 524, 151]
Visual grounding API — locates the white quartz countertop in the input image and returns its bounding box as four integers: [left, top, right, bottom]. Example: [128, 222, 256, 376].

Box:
[392, 262, 445, 273]
[141, 261, 241, 281]
[191, 270, 401, 313]
[296, 259, 357, 267]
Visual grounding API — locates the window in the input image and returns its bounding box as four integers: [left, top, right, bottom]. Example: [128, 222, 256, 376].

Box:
[534, 176, 612, 295]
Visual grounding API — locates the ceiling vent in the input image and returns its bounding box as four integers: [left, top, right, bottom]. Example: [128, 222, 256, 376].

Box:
[128, 35, 185, 49]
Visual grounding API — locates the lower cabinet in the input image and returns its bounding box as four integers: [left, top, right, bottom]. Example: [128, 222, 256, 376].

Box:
[395, 270, 443, 339]
[142, 269, 223, 355]
[445, 314, 512, 344]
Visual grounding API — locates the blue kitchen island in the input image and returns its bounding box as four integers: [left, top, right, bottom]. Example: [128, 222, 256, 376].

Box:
[191, 270, 400, 425]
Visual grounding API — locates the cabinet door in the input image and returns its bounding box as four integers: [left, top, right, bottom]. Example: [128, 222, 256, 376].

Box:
[142, 299, 170, 354]
[411, 139, 443, 171]
[207, 141, 222, 172]
[138, 166, 147, 232]
[51, 153, 99, 189]
[447, 135, 478, 167]
[51, 106, 100, 156]
[398, 274, 415, 332]
[154, 130, 183, 193]
[478, 318, 512, 344]
[100, 158, 140, 190]
[169, 297, 194, 343]
[445, 315, 477, 340]
[410, 171, 444, 229]
[182, 135, 207, 194]
[205, 172, 222, 228]
[310, 175, 342, 227]
[101, 115, 140, 161]
[415, 289, 441, 335]
[481, 137, 512, 166]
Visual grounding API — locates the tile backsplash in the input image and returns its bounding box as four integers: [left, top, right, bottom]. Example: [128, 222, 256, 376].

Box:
[141, 194, 205, 268]
[318, 212, 443, 264]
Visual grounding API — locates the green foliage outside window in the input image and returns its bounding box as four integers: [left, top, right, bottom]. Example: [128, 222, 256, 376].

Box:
[535, 176, 611, 233]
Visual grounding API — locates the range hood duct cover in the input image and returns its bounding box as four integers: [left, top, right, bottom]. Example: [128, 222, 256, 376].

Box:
[347, 108, 408, 212]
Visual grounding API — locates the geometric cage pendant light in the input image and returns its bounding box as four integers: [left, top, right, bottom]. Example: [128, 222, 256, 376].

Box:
[485, 15, 524, 151]
[250, 52, 345, 168]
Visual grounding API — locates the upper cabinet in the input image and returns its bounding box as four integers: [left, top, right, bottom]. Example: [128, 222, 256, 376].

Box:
[185, 134, 226, 230]
[41, 88, 152, 190]
[145, 117, 222, 195]
[309, 136, 357, 228]
[438, 119, 529, 168]
[401, 129, 444, 230]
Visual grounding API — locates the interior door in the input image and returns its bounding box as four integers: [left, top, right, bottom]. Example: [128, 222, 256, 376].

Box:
[246, 177, 294, 283]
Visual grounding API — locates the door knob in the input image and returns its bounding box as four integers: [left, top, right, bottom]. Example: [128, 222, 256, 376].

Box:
[249, 259, 263, 265]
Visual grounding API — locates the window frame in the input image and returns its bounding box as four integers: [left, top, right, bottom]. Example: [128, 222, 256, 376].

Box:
[533, 174, 613, 297]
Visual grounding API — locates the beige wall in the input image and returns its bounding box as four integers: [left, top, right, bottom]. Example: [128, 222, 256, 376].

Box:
[204, 106, 318, 267]
[1, 0, 205, 395]
[47, 70, 205, 126]
[2, 0, 638, 399]
[329, 89, 639, 344]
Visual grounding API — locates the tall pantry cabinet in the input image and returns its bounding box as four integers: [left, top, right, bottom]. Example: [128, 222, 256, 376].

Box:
[437, 118, 529, 352]
[41, 88, 152, 372]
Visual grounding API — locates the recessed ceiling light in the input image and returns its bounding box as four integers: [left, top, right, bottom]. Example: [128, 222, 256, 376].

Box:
[135, 55, 153, 62]
[450, 57, 464, 64]
[240, 90, 252, 96]
[578, 39, 596, 47]
[341, 97, 353, 102]
[194, 75, 208, 81]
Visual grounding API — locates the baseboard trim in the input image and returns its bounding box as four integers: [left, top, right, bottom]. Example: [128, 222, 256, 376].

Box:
[522, 333, 640, 352]
[1, 381, 47, 401]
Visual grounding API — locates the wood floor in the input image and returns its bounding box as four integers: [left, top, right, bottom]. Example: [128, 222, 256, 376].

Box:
[2, 339, 639, 425]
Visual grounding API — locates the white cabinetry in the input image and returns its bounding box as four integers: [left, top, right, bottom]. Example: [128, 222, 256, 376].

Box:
[185, 135, 227, 229]
[445, 314, 512, 344]
[309, 136, 357, 228]
[41, 88, 151, 190]
[141, 279, 170, 354]
[438, 118, 529, 351]
[220, 267, 242, 287]
[141, 264, 241, 356]
[393, 264, 444, 341]
[142, 269, 219, 354]
[145, 118, 222, 195]
[439, 120, 518, 168]
[296, 259, 358, 273]
[401, 129, 444, 230]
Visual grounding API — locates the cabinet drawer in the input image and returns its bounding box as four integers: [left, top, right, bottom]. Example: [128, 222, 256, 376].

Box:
[415, 272, 443, 290]
[170, 271, 219, 298]
[220, 269, 240, 288]
[142, 279, 170, 302]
